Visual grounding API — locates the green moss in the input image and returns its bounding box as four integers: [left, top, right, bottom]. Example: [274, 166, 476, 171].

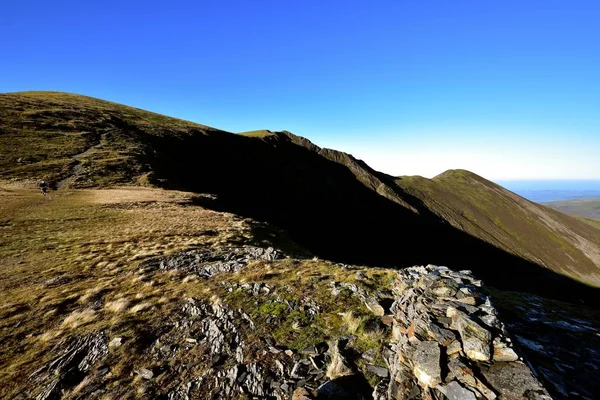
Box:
[256, 301, 289, 317]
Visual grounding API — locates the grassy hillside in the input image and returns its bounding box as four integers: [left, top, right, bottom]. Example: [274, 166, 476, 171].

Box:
[2, 91, 599, 305]
[395, 170, 600, 287]
[545, 198, 600, 221]
[0, 91, 222, 187]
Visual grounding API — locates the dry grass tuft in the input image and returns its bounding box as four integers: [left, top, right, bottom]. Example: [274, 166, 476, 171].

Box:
[38, 329, 63, 342]
[61, 309, 96, 329]
[105, 298, 130, 313]
[326, 342, 353, 379]
[341, 311, 364, 334]
[129, 302, 153, 314]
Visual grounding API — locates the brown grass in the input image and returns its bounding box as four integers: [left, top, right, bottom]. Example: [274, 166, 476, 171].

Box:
[0, 184, 395, 398]
[0, 184, 255, 397]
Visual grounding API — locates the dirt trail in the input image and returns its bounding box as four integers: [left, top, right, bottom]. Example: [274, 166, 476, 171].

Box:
[56, 132, 109, 189]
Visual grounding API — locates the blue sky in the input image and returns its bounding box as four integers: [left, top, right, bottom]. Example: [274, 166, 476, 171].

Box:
[2, 0, 599, 180]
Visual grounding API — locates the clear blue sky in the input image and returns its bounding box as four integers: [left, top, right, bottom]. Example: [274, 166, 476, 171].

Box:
[2, 0, 599, 180]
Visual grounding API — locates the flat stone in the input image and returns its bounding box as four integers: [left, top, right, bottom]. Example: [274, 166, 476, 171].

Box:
[448, 360, 497, 400]
[455, 296, 478, 306]
[480, 314, 499, 329]
[430, 279, 459, 297]
[482, 362, 551, 400]
[448, 360, 478, 387]
[426, 322, 456, 346]
[367, 364, 389, 377]
[412, 341, 442, 388]
[437, 381, 477, 400]
[269, 346, 282, 354]
[301, 345, 317, 356]
[109, 337, 122, 349]
[493, 339, 519, 362]
[362, 348, 377, 362]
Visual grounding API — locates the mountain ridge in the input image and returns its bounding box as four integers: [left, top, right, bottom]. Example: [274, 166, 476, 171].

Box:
[2, 91, 600, 399]
[1, 91, 599, 303]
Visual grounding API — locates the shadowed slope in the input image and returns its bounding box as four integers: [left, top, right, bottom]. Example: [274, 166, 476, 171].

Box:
[2, 91, 599, 306]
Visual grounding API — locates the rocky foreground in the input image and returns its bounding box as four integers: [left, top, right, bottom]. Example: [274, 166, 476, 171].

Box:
[19, 246, 555, 400]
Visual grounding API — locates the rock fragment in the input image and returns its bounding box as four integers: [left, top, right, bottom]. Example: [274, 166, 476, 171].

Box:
[366, 364, 389, 378]
[364, 296, 385, 316]
[412, 341, 441, 388]
[292, 387, 314, 400]
[136, 368, 153, 380]
[482, 362, 552, 400]
[448, 307, 492, 362]
[438, 381, 478, 400]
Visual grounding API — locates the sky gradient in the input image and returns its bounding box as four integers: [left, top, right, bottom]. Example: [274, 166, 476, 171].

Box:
[2, 0, 599, 180]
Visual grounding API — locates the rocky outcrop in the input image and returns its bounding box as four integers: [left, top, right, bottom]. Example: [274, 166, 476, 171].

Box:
[144, 245, 280, 277]
[386, 265, 551, 399]
[29, 333, 109, 400]
[20, 248, 561, 400]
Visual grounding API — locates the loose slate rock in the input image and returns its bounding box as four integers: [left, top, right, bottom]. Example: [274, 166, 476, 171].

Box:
[448, 307, 492, 362]
[367, 364, 389, 378]
[412, 341, 441, 388]
[386, 265, 550, 400]
[364, 296, 385, 316]
[482, 362, 551, 400]
[438, 381, 478, 400]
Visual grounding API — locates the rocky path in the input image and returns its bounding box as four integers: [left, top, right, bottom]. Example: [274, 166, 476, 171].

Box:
[55, 132, 110, 189]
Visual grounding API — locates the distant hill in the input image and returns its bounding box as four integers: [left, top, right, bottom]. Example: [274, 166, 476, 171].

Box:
[545, 198, 600, 221]
[395, 171, 600, 288]
[2, 91, 599, 305]
[497, 180, 600, 203]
